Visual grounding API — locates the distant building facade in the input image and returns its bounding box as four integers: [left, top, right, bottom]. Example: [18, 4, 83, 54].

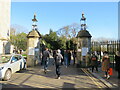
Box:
[0, 0, 11, 54]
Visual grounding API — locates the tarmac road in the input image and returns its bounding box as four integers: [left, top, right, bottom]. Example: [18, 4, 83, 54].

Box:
[0, 58, 115, 89]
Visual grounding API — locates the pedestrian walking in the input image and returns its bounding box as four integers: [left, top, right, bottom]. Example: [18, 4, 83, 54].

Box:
[40, 52, 43, 65]
[19, 49, 22, 54]
[73, 51, 76, 65]
[61, 49, 64, 65]
[102, 51, 110, 79]
[115, 51, 120, 79]
[53, 50, 56, 58]
[68, 50, 71, 66]
[54, 49, 63, 79]
[53, 50, 57, 65]
[64, 50, 69, 68]
[42, 48, 50, 74]
[90, 53, 98, 72]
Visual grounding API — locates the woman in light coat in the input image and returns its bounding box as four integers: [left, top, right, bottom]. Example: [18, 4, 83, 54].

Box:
[102, 51, 110, 79]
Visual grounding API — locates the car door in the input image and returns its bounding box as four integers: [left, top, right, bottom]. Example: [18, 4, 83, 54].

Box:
[10, 56, 20, 73]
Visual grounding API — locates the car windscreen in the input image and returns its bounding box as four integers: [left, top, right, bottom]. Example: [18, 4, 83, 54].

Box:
[0, 56, 11, 63]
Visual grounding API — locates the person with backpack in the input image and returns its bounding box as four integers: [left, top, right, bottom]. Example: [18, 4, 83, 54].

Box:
[90, 52, 98, 72]
[42, 48, 50, 74]
[54, 49, 63, 79]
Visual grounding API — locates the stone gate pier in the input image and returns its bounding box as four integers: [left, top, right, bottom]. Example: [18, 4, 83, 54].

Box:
[27, 14, 41, 67]
[76, 13, 92, 68]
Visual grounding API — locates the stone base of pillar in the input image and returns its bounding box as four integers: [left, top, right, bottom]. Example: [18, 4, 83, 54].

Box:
[27, 55, 35, 67]
[34, 59, 39, 66]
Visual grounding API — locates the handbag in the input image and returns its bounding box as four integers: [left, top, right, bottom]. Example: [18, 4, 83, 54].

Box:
[92, 57, 96, 60]
[108, 68, 113, 75]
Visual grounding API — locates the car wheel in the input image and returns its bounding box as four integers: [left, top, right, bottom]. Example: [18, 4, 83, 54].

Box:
[4, 69, 12, 81]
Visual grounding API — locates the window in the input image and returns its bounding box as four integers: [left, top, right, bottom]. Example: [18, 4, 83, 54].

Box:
[18, 55, 22, 60]
[11, 56, 18, 63]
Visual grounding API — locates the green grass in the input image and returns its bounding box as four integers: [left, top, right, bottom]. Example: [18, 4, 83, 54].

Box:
[22, 54, 27, 57]
[109, 55, 115, 63]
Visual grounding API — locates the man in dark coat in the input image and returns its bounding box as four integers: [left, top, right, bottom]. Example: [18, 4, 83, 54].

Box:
[54, 49, 63, 79]
[42, 48, 50, 74]
[90, 53, 98, 72]
[64, 50, 69, 68]
[115, 51, 120, 79]
[68, 50, 71, 66]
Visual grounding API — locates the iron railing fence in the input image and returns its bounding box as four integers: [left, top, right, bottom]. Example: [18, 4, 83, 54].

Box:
[91, 40, 120, 68]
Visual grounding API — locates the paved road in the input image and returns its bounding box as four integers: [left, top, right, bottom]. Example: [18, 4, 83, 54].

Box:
[0, 59, 113, 89]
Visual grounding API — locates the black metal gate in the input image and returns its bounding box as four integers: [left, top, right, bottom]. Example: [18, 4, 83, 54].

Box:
[91, 40, 120, 68]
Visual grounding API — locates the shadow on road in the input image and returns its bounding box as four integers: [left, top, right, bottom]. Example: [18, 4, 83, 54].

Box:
[17, 64, 88, 80]
[2, 83, 34, 88]
[62, 82, 75, 89]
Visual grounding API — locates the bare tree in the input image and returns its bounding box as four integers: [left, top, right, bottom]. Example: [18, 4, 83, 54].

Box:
[56, 23, 80, 39]
[10, 27, 16, 35]
[11, 24, 29, 34]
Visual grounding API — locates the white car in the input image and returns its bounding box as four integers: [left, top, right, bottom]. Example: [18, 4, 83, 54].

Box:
[0, 54, 27, 81]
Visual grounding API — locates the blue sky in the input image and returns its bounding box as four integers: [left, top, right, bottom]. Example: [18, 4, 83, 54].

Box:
[11, 2, 118, 39]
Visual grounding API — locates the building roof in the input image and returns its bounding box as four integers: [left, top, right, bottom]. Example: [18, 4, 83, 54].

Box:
[77, 30, 92, 38]
[27, 29, 41, 38]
